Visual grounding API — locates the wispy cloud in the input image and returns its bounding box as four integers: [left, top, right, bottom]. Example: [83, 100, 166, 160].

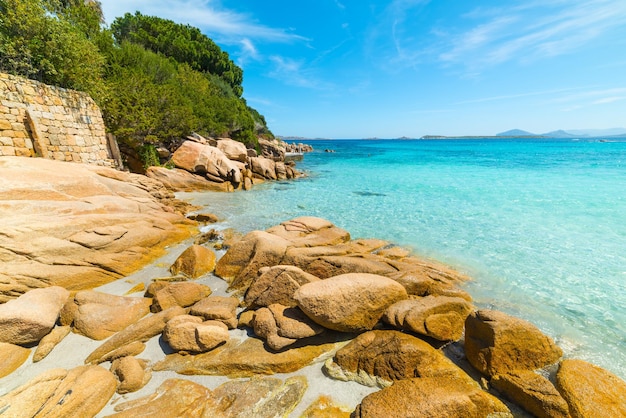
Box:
[268, 56, 332, 90]
[438, 0, 626, 69]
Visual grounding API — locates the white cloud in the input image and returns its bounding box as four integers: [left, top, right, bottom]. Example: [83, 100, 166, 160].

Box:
[438, 0, 626, 69]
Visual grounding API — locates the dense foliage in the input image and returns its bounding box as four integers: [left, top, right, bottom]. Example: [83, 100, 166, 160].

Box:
[0, 0, 273, 168]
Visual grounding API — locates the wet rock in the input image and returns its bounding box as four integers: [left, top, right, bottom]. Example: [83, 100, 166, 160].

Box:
[0, 286, 69, 345]
[383, 295, 473, 341]
[169, 244, 216, 278]
[354, 376, 511, 418]
[324, 330, 470, 388]
[189, 295, 239, 329]
[86, 306, 186, 364]
[33, 325, 71, 362]
[245, 265, 321, 308]
[491, 370, 570, 418]
[151, 281, 212, 312]
[110, 356, 151, 394]
[0, 365, 117, 417]
[154, 334, 340, 377]
[0, 342, 30, 378]
[72, 290, 151, 340]
[294, 273, 408, 332]
[555, 359, 626, 418]
[464, 310, 563, 377]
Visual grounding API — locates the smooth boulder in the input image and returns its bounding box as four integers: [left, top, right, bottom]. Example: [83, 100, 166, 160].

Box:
[464, 310, 563, 377]
[0, 286, 69, 345]
[294, 273, 408, 332]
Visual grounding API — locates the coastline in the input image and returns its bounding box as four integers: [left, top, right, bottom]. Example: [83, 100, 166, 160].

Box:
[0, 153, 625, 417]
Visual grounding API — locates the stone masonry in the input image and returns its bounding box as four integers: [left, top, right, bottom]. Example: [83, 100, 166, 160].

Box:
[0, 72, 118, 167]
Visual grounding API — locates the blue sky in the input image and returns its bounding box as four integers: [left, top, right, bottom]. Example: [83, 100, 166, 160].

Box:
[100, 0, 626, 138]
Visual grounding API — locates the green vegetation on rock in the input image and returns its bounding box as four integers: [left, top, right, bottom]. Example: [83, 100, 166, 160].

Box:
[0, 0, 273, 169]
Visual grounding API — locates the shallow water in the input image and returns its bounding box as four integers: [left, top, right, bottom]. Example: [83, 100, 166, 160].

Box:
[180, 138, 626, 379]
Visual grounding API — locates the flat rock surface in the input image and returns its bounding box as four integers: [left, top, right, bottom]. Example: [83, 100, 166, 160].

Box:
[0, 157, 195, 301]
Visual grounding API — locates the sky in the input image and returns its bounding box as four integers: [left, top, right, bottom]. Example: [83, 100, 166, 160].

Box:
[100, 0, 626, 138]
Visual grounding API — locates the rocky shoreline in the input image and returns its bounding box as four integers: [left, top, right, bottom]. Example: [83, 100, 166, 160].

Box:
[0, 155, 625, 417]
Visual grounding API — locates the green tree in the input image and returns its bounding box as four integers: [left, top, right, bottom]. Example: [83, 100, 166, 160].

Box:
[111, 12, 244, 96]
[0, 0, 106, 97]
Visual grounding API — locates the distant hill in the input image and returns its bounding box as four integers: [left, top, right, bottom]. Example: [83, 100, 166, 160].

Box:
[565, 128, 626, 137]
[496, 129, 538, 137]
[541, 130, 578, 138]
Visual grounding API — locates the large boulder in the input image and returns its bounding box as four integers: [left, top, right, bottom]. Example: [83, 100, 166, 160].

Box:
[169, 244, 216, 278]
[0, 365, 117, 417]
[294, 273, 408, 332]
[216, 138, 248, 162]
[163, 315, 229, 353]
[464, 310, 563, 377]
[249, 156, 277, 180]
[71, 290, 151, 340]
[0, 286, 69, 345]
[383, 295, 473, 341]
[145, 166, 233, 192]
[353, 376, 511, 418]
[171, 141, 242, 184]
[0, 157, 195, 300]
[258, 138, 286, 161]
[189, 296, 239, 329]
[324, 330, 471, 388]
[244, 265, 321, 308]
[491, 370, 570, 418]
[151, 281, 213, 312]
[252, 304, 325, 350]
[555, 359, 626, 418]
[266, 217, 351, 247]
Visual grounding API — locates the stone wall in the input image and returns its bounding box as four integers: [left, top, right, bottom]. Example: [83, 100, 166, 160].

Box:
[0, 72, 119, 167]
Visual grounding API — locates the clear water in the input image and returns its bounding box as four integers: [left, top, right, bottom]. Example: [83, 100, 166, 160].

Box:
[180, 138, 626, 379]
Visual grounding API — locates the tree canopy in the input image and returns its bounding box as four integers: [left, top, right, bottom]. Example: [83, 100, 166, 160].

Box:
[0, 1, 273, 168]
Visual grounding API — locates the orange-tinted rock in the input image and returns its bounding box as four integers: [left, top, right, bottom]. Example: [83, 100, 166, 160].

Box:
[324, 330, 470, 388]
[245, 265, 320, 308]
[353, 376, 511, 418]
[0, 365, 116, 417]
[383, 296, 473, 341]
[151, 281, 212, 312]
[72, 290, 151, 340]
[464, 310, 563, 377]
[111, 356, 151, 394]
[0, 286, 69, 345]
[0, 342, 30, 378]
[189, 295, 239, 329]
[294, 273, 408, 332]
[33, 325, 71, 362]
[556, 359, 626, 418]
[169, 244, 216, 278]
[491, 370, 570, 418]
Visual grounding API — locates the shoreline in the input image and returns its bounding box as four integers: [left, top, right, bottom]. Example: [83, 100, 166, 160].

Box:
[0, 155, 625, 416]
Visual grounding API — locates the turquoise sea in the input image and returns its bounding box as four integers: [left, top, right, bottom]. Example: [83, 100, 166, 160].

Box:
[182, 138, 626, 379]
